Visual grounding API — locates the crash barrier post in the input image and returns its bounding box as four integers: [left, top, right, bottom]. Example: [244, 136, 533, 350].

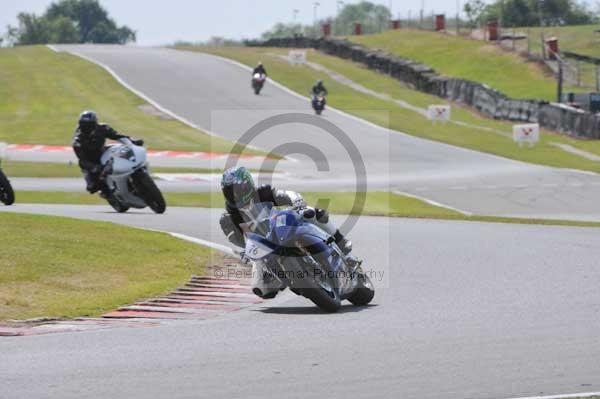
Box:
[322, 23, 331, 38]
[246, 37, 600, 139]
[391, 20, 401, 30]
[545, 37, 559, 61]
[487, 19, 499, 41]
[435, 15, 445, 32]
[355, 23, 362, 36]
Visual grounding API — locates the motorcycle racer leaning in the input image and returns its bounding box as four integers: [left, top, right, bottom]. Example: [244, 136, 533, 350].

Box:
[219, 167, 358, 297]
[73, 110, 143, 196]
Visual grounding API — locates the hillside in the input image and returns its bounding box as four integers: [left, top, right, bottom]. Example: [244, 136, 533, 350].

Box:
[350, 29, 564, 101]
[0, 46, 244, 153]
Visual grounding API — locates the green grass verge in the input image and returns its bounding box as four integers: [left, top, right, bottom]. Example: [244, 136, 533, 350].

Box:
[12, 190, 600, 229]
[0, 212, 213, 320]
[348, 29, 572, 100]
[177, 46, 600, 172]
[0, 45, 260, 155]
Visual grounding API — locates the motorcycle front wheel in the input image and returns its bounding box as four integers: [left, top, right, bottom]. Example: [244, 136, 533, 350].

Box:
[132, 170, 166, 214]
[297, 261, 341, 312]
[106, 194, 129, 213]
[348, 272, 375, 306]
[0, 169, 15, 206]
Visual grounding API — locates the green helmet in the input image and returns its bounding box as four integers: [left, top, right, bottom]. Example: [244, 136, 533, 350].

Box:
[221, 166, 256, 208]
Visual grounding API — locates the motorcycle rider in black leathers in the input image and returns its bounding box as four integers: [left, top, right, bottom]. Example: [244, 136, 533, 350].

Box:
[311, 80, 328, 97]
[72, 110, 143, 196]
[252, 62, 267, 77]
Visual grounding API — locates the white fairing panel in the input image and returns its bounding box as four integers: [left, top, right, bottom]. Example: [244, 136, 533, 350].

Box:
[245, 238, 275, 261]
[101, 144, 147, 175]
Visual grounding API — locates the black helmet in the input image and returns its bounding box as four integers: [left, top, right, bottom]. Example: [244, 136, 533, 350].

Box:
[78, 110, 98, 134]
[221, 166, 256, 208]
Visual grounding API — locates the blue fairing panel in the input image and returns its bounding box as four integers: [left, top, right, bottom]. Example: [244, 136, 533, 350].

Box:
[246, 232, 277, 249]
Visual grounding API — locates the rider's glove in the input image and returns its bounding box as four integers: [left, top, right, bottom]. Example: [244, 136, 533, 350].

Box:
[132, 139, 144, 146]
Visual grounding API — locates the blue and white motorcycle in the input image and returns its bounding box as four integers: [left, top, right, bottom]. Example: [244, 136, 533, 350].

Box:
[240, 202, 375, 312]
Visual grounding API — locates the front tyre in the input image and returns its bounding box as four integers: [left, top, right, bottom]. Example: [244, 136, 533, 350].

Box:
[301, 271, 341, 312]
[0, 170, 15, 206]
[106, 194, 129, 213]
[348, 272, 375, 306]
[132, 170, 166, 214]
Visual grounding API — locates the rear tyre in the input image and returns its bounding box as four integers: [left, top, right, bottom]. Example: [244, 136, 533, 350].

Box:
[348, 272, 375, 306]
[0, 170, 15, 206]
[133, 170, 166, 214]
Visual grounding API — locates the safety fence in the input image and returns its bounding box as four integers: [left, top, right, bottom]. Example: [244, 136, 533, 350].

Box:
[246, 36, 600, 139]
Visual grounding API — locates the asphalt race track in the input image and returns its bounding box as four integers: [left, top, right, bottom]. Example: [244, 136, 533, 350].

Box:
[2, 45, 600, 399]
[20, 44, 600, 221]
[1, 204, 600, 399]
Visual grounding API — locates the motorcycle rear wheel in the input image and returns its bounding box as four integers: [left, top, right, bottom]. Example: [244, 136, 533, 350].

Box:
[132, 170, 166, 214]
[0, 170, 15, 206]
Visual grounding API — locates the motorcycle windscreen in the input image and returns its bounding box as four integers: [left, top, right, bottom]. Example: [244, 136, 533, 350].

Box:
[269, 210, 301, 244]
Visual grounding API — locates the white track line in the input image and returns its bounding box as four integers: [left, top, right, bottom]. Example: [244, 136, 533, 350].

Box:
[394, 190, 474, 216]
[504, 391, 600, 399]
[167, 232, 235, 256]
[135, 226, 236, 256]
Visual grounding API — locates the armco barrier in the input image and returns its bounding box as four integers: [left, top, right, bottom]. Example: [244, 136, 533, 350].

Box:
[246, 36, 600, 139]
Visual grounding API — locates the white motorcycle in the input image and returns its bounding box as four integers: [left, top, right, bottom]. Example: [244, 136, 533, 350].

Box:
[99, 138, 166, 214]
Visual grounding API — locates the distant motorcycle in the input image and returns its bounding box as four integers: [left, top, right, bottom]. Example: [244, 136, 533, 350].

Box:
[240, 202, 375, 312]
[311, 92, 327, 115]
[99, 138, 166, 214]
[252, 73, 266, 95]
[0, 167, 15, 206]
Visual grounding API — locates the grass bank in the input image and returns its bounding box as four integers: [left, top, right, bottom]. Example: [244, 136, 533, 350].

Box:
[0, 45, 258, 155]
[349, 29, 568, 100]
[177, 46, 600, 173]
[0, 212, 213, 320]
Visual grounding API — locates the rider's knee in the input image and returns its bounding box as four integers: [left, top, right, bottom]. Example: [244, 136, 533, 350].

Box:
[315, 208, 329, 224]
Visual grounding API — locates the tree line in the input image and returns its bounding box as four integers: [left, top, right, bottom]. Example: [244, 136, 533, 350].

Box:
[4, 0, 135, 46]
[463, 0, 596, 28]
[261, 1, 391, 40]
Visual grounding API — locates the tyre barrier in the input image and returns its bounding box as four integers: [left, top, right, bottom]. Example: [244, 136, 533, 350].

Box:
[246, 36, 600, 139]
